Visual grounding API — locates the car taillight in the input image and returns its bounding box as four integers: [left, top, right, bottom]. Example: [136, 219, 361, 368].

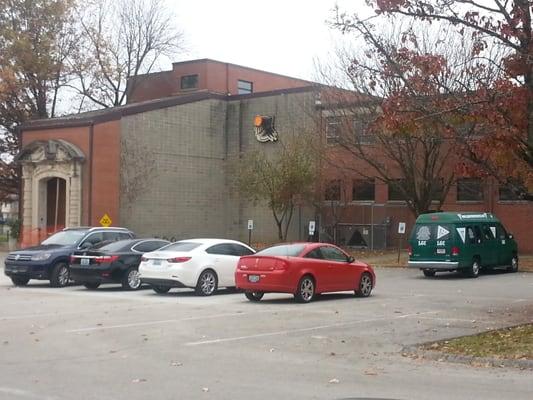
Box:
[167, 257, 191, 263]
[407, 245, 412, 257]
[273, 260, 289, 270]
[95, 255, 119, 264]
[69, 256, 76, 264]
[141, 257, 148, 262]
[451, 246, 460, 256]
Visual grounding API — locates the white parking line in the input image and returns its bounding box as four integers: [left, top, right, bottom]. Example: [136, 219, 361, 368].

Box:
[184, 311, 439, 346]
[66, 307, 306, 333]
[0, 387, 59, 400]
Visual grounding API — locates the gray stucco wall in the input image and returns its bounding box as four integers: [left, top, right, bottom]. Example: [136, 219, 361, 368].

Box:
[119, 90, 318, 244]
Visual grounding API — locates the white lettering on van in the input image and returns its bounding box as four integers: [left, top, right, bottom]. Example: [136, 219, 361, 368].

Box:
[436, 240, 445, 246]
[418, 241, 427, 246]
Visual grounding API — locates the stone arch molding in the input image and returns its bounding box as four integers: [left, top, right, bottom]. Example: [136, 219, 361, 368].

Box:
[16, 140, 85, 232]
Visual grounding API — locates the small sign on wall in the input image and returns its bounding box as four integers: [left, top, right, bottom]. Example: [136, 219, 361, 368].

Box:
[247, 219, 254, 230]
[308, 221, 316, 236]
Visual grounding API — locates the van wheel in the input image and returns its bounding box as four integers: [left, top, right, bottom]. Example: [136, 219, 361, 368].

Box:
[84, 282, 100, 290]
[245, 291, 264, 302]
[466, 259, 480, 278]
[423, 269, 436, 277]
[507, 256, 518, 273]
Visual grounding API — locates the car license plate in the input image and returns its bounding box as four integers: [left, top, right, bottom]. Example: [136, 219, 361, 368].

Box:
[436, 248, 446, 254]
[81, 258, 90, 266]
[248, 275, 260, 283]
[153, 260, 161, 266]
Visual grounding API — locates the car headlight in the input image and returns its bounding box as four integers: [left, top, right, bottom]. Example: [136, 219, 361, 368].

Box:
[31, 253, 52, 261]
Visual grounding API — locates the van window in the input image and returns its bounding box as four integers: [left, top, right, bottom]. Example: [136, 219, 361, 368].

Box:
[466, 226, 482, 244]
[481, 225, 495, 240]
[413, 225, 452, 241]
[496, 224, 508, 240]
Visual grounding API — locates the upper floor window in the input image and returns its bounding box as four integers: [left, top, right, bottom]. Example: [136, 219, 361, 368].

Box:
[325, 180, 341, 201]
[457, 178, 484, 201]
[353, 118, 375, 144]
[180, 74, 198, 90]
[388, 179, 406, 201]
[326, 116, 341, 144]
[238, 80, 253, 94]
[352, 179, 375, 201]
[499, 179, 526, 201]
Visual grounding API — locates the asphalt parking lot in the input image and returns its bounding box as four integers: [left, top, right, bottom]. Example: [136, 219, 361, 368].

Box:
[1, 252, 532, 400]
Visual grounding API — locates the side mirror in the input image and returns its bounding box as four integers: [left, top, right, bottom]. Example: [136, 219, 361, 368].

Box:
[347, 256, 355, 263]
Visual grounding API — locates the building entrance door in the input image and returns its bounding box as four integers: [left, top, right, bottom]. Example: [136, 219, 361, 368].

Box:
[46, 177, 66, 234]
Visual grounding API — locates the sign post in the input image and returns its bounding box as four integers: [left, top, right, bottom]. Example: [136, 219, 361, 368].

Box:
[308, 220, 316, 242]
[397, 222, 406, 263]
[247, 219, 254, 245]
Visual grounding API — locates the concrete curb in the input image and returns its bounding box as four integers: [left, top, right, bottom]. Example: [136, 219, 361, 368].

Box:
[402, 344, 533, 370]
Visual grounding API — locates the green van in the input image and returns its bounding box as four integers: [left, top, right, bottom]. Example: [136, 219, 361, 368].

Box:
[408, 212, 518, 278]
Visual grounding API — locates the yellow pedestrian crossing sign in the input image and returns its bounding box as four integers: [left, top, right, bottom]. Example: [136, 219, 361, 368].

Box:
[99, 213, 112, 227]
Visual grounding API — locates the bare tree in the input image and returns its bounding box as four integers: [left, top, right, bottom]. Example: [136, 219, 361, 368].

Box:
[316, 11, 514, 216]
[70, 0, 184, 108]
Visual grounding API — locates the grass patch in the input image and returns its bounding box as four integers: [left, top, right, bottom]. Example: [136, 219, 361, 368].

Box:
[425, 324, 533, 360]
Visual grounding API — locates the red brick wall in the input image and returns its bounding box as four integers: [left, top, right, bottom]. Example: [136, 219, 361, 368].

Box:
[90, 120, 121, 226]
[21, 121, 121, 228]
[322, 146, 533, 253]
[127, 59, 311, 103]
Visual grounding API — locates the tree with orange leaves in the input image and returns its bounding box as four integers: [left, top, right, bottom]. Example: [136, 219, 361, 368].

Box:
[330, 0, 532, 201]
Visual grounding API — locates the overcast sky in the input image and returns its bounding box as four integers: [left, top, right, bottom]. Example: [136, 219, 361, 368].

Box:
[168, 0, 359, 81]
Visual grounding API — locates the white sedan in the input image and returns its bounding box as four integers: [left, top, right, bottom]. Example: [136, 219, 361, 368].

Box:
[138, 238, 255, 295]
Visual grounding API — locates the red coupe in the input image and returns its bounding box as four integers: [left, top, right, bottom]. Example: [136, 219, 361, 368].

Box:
[235, 243, 376, 303]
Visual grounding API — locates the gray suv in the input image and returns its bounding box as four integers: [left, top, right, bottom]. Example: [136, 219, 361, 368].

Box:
[4, 227, 134, 287]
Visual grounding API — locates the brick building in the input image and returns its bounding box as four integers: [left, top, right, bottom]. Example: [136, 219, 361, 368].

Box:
[15, 59, 533, 252]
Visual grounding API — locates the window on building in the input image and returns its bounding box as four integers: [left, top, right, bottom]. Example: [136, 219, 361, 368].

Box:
[457, 178, 484, 201]
[326, 116, 341, 144]
[237, 80, 253, 94]
[180, 74, 198, 90]
[353, 118, 375, 144]
[431, 178, 445, 201]
[352, 179, 375, 201]
[388, 179, 406, 201]
[325, 180, 341, 201]
[499, 179, 526, 201]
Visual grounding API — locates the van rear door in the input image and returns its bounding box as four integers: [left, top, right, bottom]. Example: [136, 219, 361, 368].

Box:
[410, 223, 454, 260]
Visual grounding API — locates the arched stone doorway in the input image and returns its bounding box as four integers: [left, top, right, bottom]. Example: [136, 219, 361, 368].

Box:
[41, 177, 67, 234]
[16, 140, 85, 244]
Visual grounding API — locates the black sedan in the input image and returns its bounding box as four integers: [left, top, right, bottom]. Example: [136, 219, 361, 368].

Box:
[69, 238, 170, 290]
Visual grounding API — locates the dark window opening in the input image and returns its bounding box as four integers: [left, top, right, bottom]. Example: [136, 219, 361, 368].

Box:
[325, 180, 341, 201]
[499, 179, 527, 201]
[353, 118, 375, 144]
[326, 116, 341, 144]
[238, 80, 253, 94]
[180, 74, 198, 90]
[388, 179, 406, 201]
[457, 178, 484, 201]
[352, 179, 375, 201]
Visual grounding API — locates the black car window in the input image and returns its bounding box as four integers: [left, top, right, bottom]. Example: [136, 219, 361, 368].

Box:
[133, 240, 169, 253]
[320, 246, 348, 262]
[206, 244, 236, 256]
[160, 242, 200, 252]
[304, 248, 324, 260]
[231, 244, 255, 256]
[82, 232, 104, 246]
[103, 232, 123, 241]
[96, 240, 137, 252]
